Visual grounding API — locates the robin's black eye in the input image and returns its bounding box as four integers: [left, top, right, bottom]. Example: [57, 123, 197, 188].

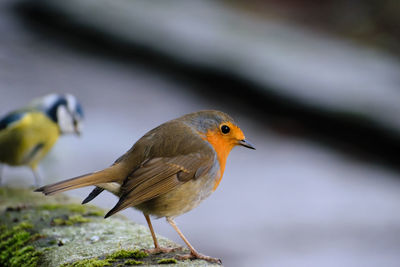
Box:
[221, 125, 230, 134]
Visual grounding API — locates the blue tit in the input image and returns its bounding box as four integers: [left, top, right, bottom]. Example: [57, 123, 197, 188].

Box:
[0, 93, 84, 186]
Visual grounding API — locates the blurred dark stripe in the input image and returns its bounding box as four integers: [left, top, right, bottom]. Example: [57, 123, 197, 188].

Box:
[13, 0, 400, 172]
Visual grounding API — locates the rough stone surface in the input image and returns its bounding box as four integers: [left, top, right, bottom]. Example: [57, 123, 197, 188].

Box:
[0, 188, 221, 266]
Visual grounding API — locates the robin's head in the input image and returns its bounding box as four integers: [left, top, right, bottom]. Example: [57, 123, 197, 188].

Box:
[181, 110, 254, 191]
[182, 110, 255, 151]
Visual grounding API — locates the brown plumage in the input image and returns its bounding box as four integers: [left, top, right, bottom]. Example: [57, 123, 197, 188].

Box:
[36, 110, 255, 263]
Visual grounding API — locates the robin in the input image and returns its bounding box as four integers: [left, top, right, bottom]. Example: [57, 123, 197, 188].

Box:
[0, 93, 83, 186]
[36, 110, 255, 263]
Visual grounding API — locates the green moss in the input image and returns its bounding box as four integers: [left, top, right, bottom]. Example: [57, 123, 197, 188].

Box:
[9, 246, 42, 267]
[39, 203, 86, 213]
[52, 215, 91, 226]
[47, 239, 58, 245]
[106, 249, 148, 260]
[85, 210, 105, 217]
[39, 203, 105, 217]
[67, 204, 87, 213]
[14, 221, 33, 230]
[0, 222, 42, 267]
[124, 259, 144, 265]
[158, 258, 178, 264]
[38, 204, 64, 211]
[0, 221, 33, 242]
[59, 258, 113, 267]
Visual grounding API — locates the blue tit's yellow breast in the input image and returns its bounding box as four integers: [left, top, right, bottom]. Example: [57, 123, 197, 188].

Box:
[0, 111, 60, 168]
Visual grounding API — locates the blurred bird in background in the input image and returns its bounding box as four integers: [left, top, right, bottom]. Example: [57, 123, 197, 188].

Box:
[0, 93, 84, 186]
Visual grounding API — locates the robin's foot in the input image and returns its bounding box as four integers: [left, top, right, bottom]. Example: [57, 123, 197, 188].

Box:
[176, 251, 222, 264]
[145, 247, 180, 254]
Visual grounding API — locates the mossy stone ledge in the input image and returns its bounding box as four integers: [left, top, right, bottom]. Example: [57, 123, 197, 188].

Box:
[0, 187, 222, 266]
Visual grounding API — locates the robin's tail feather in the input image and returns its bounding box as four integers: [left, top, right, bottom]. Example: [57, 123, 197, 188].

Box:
[82, 186, 104, 204]
[81, 182, 122, 204]
[35, 167, 119, 196]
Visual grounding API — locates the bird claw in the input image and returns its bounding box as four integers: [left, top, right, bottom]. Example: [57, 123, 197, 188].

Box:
[145, 247, 221, 264]
[176, 251, 222, 264]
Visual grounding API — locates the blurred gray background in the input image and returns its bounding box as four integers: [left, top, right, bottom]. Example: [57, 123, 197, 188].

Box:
[1, 0, 400, 266]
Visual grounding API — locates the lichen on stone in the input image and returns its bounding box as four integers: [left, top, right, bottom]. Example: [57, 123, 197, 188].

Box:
[58, 249, 149, 266]
[59, 257, 113, 267]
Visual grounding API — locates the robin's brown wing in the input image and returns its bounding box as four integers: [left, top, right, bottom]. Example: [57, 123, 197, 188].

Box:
[83, 120, 214, 205]
[104, 153, 215, 217]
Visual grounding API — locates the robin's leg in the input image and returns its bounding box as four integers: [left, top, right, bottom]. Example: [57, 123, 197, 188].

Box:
[143, 214, 176, 254]
[166, 217, 221, 264]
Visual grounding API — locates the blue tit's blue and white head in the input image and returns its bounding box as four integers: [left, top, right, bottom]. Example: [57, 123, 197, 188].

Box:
[30, 93, 84, 135]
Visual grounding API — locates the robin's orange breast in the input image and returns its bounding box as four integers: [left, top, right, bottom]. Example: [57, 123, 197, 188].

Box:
[202, 130, 236, 191]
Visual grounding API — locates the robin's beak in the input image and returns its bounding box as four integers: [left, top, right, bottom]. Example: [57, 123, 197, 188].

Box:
[238, 139, 256, 150]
